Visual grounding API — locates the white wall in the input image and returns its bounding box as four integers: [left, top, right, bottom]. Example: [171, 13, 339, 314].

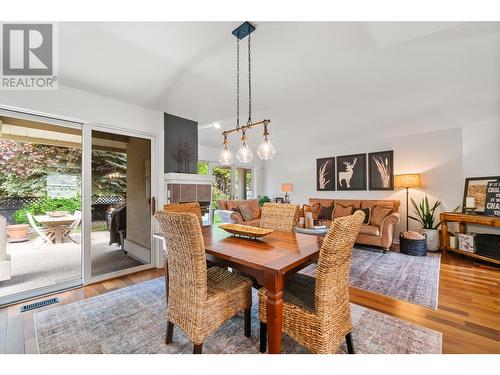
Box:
[462, 119, 500, 178]
[264, 124, 499, 237]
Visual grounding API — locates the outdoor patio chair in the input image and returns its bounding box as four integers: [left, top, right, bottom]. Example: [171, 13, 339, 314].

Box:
[62, 210, 82, 243]
[27, 212, 55, 250]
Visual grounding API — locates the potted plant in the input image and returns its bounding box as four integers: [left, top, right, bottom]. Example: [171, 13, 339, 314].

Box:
[6, 210, 30, 241]
[409, 196, 442, 252]
[258, 195, 271, 207]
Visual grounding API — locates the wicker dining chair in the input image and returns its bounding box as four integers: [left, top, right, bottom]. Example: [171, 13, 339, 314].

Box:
[260, 203, 300, 232]
[161, 202, 208, 302]
[154, 210, 252, 354]
[258, 210, 365, 354]
[164, 202, 203, 224]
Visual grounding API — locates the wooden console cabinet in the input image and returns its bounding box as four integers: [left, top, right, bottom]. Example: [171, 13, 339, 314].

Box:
[440, 212, 500, 265]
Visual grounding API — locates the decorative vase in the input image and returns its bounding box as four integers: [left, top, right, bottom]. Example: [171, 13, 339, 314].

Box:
[420, 228, 440, 252]
[6, 224, 29, 242]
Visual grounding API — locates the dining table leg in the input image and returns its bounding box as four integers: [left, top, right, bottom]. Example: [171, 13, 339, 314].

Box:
[53, 225, 63, 244]
[264, 270, 284, 354]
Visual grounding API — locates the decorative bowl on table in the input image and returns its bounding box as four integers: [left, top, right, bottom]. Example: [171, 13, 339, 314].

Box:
[219, 223, 274, 239]
[47, 211, 68, 217]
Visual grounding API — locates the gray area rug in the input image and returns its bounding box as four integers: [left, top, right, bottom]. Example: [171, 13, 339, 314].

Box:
[34, 278, 442, 354]
[300, 247, 441, 309]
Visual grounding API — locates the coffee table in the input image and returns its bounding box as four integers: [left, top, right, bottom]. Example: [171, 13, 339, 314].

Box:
[295, 226, 327, 236]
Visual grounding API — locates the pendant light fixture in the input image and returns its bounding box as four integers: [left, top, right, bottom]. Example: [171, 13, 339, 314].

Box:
[218, 22, 275, 166]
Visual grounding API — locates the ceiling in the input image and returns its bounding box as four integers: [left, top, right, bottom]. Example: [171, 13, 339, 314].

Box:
[57, 22, 500, 149]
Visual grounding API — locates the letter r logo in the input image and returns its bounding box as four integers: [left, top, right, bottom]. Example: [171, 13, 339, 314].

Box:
[2, 24, 53, 75]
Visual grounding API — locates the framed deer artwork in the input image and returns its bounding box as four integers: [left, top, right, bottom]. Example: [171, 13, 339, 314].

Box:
[316, 157, 335, 191]
[368, 150, 394, 190]
[336, 153, 367, 191]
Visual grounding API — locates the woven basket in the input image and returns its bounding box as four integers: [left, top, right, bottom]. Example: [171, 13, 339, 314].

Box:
[400, 233, 427, 256]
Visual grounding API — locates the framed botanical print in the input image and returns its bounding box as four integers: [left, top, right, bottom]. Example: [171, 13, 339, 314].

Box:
[336, 153, 367, 191]
[368, 150, 394, 190]
[316, 157, 335, 191]
[463, 176, 500, 213]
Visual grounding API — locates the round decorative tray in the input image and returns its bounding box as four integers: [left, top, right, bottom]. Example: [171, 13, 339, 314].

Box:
[219, 223, 274, 239]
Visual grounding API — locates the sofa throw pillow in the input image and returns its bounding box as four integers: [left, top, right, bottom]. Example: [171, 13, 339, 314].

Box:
[370, 206, 392, 226]
[248, 199, 261, 219]
[239, 204, 254, 221]
[354, 208, 371, 224]
[333, 204, 354, 219]
[303, 203, 321, 219]
[317, 205, 334, 220]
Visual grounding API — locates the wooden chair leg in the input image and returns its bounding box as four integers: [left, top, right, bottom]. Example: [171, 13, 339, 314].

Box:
[165, 321, 174, 344]
[345, 332, 355, 354]
[193, 343, 203, 354]
[259, 322, 267, 353]
[244, 308, 251, 338]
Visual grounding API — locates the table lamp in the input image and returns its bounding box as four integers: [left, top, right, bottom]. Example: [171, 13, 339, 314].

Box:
[394, 174, 422, 231]
[281, 183, 293, 203]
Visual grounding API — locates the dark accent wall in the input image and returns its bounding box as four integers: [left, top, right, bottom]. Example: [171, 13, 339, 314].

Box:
[164, 113, 198, 174]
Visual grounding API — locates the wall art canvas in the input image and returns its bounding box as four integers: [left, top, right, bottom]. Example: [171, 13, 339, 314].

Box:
[316, 157, 335, 191]
[368, 150, 394, 190]
[484, 181, 500, 217]
[463, 176, 500, 213]
[336, 153, 367, 191]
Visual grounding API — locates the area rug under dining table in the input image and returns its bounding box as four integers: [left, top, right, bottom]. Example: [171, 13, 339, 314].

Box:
[34, 277, 442, 354]
[300, 247, 441, 309]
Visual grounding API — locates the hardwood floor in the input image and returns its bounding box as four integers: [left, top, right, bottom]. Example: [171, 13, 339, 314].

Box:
[0, 252, 498, 354]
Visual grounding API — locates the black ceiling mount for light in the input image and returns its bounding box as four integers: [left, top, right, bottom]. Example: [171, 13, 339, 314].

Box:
[232, 21, 256, 40]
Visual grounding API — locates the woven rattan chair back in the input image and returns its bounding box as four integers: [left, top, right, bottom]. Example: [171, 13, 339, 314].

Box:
[315, 210, 365, 319]
[260, 203, 300, 232]
[164, 202, 203, 225]
[154, 210, 208, 317]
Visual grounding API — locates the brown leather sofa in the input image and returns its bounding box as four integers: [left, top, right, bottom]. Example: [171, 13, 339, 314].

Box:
[217, 199, 261, 226]
[304, 198, 400, 252]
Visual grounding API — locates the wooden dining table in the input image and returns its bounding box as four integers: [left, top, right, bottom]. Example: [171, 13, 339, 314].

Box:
[201, 225, 323, 354]
[34, 214, 77, 244]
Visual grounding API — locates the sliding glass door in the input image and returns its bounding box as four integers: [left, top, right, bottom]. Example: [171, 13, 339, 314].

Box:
[90, 130, 152, 278]
[0, 110, 83, 305]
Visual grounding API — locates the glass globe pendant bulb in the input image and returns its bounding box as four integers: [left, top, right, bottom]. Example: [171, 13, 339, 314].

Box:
[257, 136, 276, 160]
[218, 143, 233, 165]
[236, 140, 253, 163]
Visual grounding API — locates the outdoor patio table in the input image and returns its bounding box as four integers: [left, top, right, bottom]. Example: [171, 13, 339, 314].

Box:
[33, 215, 77, 244]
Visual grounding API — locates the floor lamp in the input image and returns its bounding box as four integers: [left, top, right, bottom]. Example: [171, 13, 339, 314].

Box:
[394, 174, 422, 231]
